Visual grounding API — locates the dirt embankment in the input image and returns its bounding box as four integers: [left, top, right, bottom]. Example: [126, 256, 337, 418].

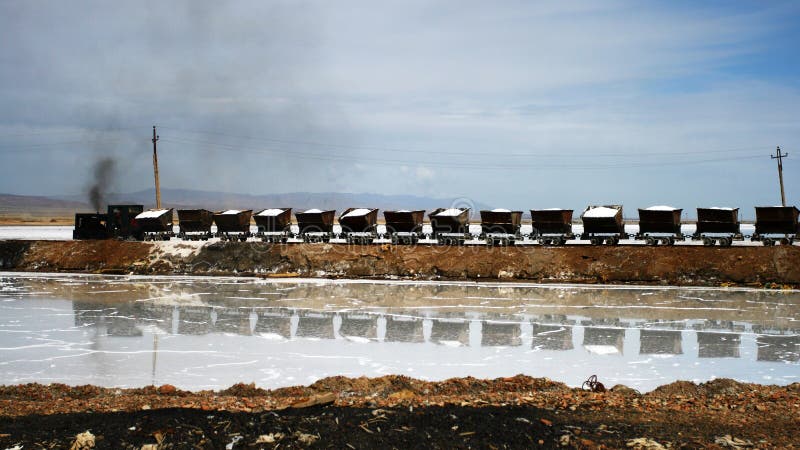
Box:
[1, 375, 798, 448]
[1, 240, 799, 286]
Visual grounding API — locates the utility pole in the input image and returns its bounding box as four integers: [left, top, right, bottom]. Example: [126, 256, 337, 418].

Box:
[152, 125, 161, 209]
[771, 146, 788, 207]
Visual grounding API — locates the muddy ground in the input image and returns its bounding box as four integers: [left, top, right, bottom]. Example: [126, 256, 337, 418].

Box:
[1, 239, 799, 287]
[0, 375, 798, 448]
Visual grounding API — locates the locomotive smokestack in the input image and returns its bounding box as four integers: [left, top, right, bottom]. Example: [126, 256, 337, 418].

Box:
[88, 157, 116, 212]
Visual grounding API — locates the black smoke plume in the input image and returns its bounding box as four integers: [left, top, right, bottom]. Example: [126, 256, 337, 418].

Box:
[88, 157, 116, 211]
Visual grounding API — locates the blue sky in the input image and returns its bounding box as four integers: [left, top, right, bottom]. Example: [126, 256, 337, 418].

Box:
[0, 0, 798, 214]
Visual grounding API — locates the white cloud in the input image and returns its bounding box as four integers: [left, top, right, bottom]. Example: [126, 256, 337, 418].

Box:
[415, 166, 435, 181]
[0, 0, 797, 212]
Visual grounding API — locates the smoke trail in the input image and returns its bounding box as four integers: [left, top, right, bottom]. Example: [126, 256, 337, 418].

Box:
[88, 157, 116, 211]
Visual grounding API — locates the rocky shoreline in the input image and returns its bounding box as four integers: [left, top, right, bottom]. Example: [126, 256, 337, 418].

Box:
[2, 240, 799, 447]
[1, 239, 799, 287]
[0, 375, 798, 448]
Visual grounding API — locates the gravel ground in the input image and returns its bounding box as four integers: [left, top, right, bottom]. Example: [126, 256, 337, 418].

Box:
[1, 375, 798, 448]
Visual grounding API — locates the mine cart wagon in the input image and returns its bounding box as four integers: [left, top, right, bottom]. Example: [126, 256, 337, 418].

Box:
[691, 207, 742, 247]
[636, 206, 684, 246]
[338, 208, 379, 244]
[751, 206, 799, 246]
[384, 210, 425, 244]
[177, 209, 214, 240]
[295, 209, 336, 243]
[530, 209, 575, 245]
[254, 208, 293, 243]
[479, 209, 522, 246]
[429, 208, 471, 245]
[581, 205, 626, 245]
[213, 209, 253, 241]
[135, 209, 175, 241]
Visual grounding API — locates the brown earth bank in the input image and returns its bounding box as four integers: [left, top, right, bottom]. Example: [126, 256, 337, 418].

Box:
[0, 375, 798, 448]
[1, 239, 799, 287]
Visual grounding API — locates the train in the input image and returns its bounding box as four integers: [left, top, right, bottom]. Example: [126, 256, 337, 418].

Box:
[73, 204, 800, 246]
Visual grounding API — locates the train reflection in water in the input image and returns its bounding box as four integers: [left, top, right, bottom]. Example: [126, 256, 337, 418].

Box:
[69, 301, 800, 363]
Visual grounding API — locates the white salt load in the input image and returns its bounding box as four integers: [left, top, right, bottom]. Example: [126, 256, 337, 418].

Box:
[583, 206, 619, 218]
[341, 208, 372, 218]
[645, 205, 678, 211]
[136, 209, 170, 219]
[436, 208, 465, 216]
[257, 208, 285, 217]
[304, 209, 323, 214]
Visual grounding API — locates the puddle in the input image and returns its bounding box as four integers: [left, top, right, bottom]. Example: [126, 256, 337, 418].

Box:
[0, 274, 797, 392]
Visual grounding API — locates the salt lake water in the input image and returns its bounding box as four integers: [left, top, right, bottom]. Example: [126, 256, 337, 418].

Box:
[0, 273, 797, 392]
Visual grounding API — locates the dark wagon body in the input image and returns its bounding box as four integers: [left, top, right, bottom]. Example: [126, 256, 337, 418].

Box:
[752, 206, 799, 245]
[581, 205, 625, 245]
[213, 210, 253, 240]
[429, 208, 470, 245]
[479, 210, 522, 245]
[384, 210, 425, 244]
[254, 208, 293, 243]
[692, 207, 742, 247]
[636, 207, 683, 245]
[135, 209, 174, 240]
[339, 208, 379, 233]
[177, 209, 214, 239]
[339, 208, 379, 244]
[530, 209, 574, 245]
[254, 208, 292, 232]
[384, 210, 425, 233]
[295, 209, 336, 242]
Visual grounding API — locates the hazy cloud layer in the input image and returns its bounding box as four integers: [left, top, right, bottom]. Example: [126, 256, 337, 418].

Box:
[0, 0, 798, 212]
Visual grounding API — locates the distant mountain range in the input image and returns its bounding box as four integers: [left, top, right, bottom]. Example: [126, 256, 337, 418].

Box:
[2, 189, 492, 215]
[0, 193, 88, 215]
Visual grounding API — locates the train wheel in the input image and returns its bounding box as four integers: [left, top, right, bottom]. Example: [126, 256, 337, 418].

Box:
[780, 238, 790, 246]
[718, 237, 730, 247]
[589, 237, 600, 246]
[702, 237, 713, 246]
[645, 237, 656, 246]
[762, 238, 773, 246]
[668, 237, 676, 246]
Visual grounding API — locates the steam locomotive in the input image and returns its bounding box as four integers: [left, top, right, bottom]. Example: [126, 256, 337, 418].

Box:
[73, 204, 800, 246]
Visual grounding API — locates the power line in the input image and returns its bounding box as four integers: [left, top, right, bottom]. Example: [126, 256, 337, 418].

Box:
[158, 125, 764, 158]
[158, 136, 764, 170]
[0, 138, 127, 152]
[0, 125, 146, 139]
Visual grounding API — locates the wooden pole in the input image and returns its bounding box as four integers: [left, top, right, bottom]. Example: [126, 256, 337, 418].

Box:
[152, 126, 161, 209]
